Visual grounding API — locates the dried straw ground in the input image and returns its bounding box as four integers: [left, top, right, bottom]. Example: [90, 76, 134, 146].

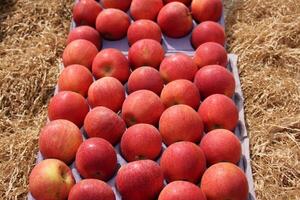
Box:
[0, 0, 299, 199]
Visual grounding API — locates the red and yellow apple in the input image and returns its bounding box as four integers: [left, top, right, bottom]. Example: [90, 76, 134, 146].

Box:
[130, 0, 163, 21]
[192, 0, 223, 22]
[101, 0, 132, 12]
[163, 0, 192, 6]
[73, 0, 103, 27]
[67, 26, 101, 49]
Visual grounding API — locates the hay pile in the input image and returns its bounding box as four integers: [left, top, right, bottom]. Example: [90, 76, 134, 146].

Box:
[0, 0, 299, 199]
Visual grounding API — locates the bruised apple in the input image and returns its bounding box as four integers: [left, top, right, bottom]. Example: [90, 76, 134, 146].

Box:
[191, 21, 226, 49]
[102, 0, 132, 12]
[128, 66, 164, 95]
[84, 106, 126, 145]
[39, 119, 83, 164]
[73, 0, 103, 27]
[130, 0, 163, 21]
[116, 160, 164, 200]
[159, 105, 204, 145]
[159, 53, 197, 83]
[96, 8, 130, 40]
[194, 65, 235, 98]
[29, 159, 75, 200]
[63, 39, 98, 70]
[128, 39, 165, 70]
[201, 162, 249, 200]
[58, 64, 93, 97]
[198, 94, 239, 131]
[67, 26, 101, 49]
[75, 138, 117, 181]
[157, 2, 193, 38]
[121, 123, 162, 162]
[127, 19, 162, 46]
[193, 42, 227, 68]
[200, 129, 241, 165]
[122, 90, 165, 126]
[192, 0, 223, 22]
[92, 48, 130, 83]
[48, 91, 89, 127]
[160, 79, 200, 109]
[88, 77, 125, 112]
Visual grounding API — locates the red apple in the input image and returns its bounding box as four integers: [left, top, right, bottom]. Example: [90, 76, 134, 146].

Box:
[194, 65, 235, 98]
[130, 0, 163, 21]
[200, 129, 241, 165]
[127, 19, 162, 46]
[102, 0, 132, 12]
[158, 2, 193, 38]
[92, 48, 130, 83]
[84, 106, 126, 145]
[158, 181, 207, 200]
[160, 79, 200, 109]
[63, 39, 98, 70]
[201, 162, 249, 200]
[39, 119, 83, 164]
[193, 42, 227, 68]
[58, 64, 94, 97]
[163, 0, 192, 6]
[122, 90, 165, 126]
[128, 66, 164, 95]
[198, 94, 238, 131]
[160, 141, 206, 183]
[191, 21, 226, 49]
[67, 26, 102, 49]
[73, 0, 103, 27]
[191, 0, 223, 22]
[48, 91, 89, 127]
[116, 160, 164, 200]
[29, 159, 75, 200]
[88, 77, 125, 112]
[96, 8, 130, 40]
[128, 39, 165, 70]
[159, 104, 204, 145]
[159, 53, 198, 83]
[75, 138, 117, 181]
[120, 123, 162, 162]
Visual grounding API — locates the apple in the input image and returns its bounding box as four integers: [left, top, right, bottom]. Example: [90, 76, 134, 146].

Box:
[101, 0, 132, 12]
[159, 104, 204, 145]
[194, 65, 235, 98]
[159, 53, 197, 83]
[163, 0, 192, 6]
[29, 159, 75, 200]
[201, 162, 249, 200]
[191, 21, 226, 49]
[63, 39, 98, 70]
[120, 123, 162, 162]
[73, 0, 103, 27]
[75, 138, 117, 181]
[200, 129, 241, 165]
[157, 2, 193, 38]
[191, 0, 223, 22]
[84, 106, 126, 145]
[160, 141, 206, 183]
[193, 42, 227, 68]
[158, 181, 206, 200]
[198, 94, 239, 131]
[128, 39, 165, 70]
[160, 79, 200, 109]
[58, 64, 94, 97]
[116, 160, 164, 200]
[38, 119, 83, 164]
[122, 90, 165, 126]
[68, 179, 116, 200]
[92, 48, 130, 83]
[130, 0, 163, 21]
[67, 26, 101, 50]
[48, 91, 89, 127]
[127, 19, 162, 46]
[88, 77, 125, 112]
[96, 8, 130, 40]
[128, 66, 164, 95]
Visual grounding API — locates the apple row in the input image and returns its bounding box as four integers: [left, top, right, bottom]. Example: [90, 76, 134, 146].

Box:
[70, 0, 225, 48]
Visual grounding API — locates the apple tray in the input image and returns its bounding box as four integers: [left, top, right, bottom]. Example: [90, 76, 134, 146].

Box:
[28, 1, 256, 199]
